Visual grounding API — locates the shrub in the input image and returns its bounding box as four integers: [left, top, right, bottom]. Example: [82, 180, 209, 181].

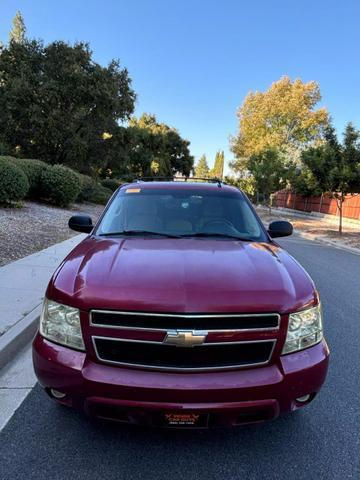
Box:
[14, 158, 49, 196]
[77, 174, 97, 202]
[40, 164, 81, 207]
[101, 178, 121, 192]
[0, 143, 11, 155]
[0, 156, 29, 203]
[86, 185, 113, 205]
[77, 175, 113, 204]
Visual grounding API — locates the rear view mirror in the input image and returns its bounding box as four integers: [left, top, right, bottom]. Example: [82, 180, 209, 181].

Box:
[68, 215, 93, 233]
[268, 220, 293, 238]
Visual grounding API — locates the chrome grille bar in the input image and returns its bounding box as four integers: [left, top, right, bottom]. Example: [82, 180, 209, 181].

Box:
[91, 335, 277, 372]
[90, 310, 280, 332]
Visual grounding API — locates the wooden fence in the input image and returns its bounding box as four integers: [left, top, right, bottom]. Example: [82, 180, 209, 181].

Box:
[273, 191, 360, 220]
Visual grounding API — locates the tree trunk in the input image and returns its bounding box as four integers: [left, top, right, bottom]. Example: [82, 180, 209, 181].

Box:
[268, 193, 271, 214]
[338, 195, 343, 235]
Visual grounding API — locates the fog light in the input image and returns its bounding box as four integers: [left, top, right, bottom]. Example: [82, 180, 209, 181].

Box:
[50, 389, 66, 399]
[296, 394, 311, 403]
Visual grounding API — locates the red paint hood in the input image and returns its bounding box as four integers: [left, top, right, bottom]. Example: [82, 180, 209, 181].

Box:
[48, 237, 316, 314]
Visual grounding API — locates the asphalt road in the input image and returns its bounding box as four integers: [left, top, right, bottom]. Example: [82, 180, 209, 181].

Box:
[1, 235, 359, 480]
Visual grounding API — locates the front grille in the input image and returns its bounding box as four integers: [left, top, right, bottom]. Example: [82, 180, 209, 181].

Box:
[92, 337, 276, 371]
[90, 311, 279, 331]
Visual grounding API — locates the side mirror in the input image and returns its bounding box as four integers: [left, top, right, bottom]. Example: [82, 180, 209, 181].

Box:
[68, 215, 93, 233]
[268, 220, 293, 238]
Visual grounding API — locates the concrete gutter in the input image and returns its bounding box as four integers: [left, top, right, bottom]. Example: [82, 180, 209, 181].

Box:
[0, 305, 41, 370]
[0, 234, 86, 370]
[0, 344, 37, 431]
[295, 231, 360, 256]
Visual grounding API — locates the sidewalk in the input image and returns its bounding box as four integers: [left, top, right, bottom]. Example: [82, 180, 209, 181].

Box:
[257, 206, 360, 253]
[0, 234, 86, 369]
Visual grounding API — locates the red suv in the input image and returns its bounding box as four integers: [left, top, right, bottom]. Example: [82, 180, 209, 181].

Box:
[32, 179, 329, 428]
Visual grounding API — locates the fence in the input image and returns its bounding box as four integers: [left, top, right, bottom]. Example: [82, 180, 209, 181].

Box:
[273, 191, 360, 220]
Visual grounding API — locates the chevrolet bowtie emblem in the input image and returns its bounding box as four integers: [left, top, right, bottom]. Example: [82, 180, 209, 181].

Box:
[164, 330, 207, 347]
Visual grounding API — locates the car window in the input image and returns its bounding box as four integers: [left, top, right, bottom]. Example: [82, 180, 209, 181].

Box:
[96, 187, 267, 241]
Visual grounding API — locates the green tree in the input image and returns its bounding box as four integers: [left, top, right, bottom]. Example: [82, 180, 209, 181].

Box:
[210, 150, 225, 179]
[247, 149, 294, 205]
[104, 114, 193, 178]
[224, 174, 256, 199]
[0, 39, 136, 172]
[231, 76, 329, 173]
[194, 154, 210, 178]
[9, 11, 26, 44]
[300, 123, 360, 233]
[292, 166, 322, 197]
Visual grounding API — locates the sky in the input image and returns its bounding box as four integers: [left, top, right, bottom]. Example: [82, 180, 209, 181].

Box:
[1, 0, 360, 173]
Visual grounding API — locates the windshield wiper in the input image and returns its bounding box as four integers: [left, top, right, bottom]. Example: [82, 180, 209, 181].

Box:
[179, 232, 254, 241]
[98, 230, 253, 241]
[98, 230, 181, 238]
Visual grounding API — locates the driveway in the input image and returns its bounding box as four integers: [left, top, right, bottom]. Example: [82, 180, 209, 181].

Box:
[0, 235, 359, 480]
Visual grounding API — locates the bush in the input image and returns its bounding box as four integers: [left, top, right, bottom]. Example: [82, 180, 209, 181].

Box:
[86, 185, 113, 205]
[0, 143, 11, 155]
[77, 175, 113, 204]
[0, 156, 29, 203]
[77, 174, 97, 202]
[101, 178, 121, 192]
[14, 158, 49, 196]
[40, 164, 81, 207]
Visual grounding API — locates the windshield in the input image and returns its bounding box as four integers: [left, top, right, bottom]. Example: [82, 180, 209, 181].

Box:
[96, 187, 267, 242]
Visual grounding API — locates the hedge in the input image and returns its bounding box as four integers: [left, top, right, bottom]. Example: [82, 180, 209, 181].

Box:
[40, 164, 81, 207]
[14, 158, 49, 196]
[0, 156, 29, 203]
[0, 156, 112, 207]
[86, 185, 113, 205]
[77, 175, 113, 204]
[77, 174, 97, 202]
[101, 178, 121, 192]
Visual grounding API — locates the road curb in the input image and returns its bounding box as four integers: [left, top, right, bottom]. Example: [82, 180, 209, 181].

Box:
[256, 205, 360, 255]
[258, 205, 360, 228]
[0, 304, 41, 370]
[296, 231, 360, 255]
[276, 207, 360, 227]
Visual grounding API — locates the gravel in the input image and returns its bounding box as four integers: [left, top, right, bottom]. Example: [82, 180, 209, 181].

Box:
[0, 201, 104, 266]
[258, 207, 360, 250]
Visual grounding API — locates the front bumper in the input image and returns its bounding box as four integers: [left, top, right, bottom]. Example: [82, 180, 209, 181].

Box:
[32, 334, 329, 427]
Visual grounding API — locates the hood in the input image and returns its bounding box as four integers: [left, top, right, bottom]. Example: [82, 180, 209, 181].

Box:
[48, 237, 316, 314]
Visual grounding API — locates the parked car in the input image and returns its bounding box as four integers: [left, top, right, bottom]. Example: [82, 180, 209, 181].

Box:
[32, 179, 329, 428]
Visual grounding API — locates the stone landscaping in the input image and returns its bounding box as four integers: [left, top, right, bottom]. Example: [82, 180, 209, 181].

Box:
[0, 201, 104, 266]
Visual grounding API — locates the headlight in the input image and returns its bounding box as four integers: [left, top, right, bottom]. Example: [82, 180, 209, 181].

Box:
[40, 298, 85, 350]
[282, 304, 323, 354]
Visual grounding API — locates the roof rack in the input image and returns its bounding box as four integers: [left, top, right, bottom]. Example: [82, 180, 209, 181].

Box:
[133, 176, 225, 188]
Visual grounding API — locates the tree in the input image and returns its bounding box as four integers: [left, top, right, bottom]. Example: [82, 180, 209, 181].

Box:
[224, 174, 256, 199]
[231, 76, 329, 172]
[300, 123, 360, 233]
[195, 154, 210, 178]
[9, 11, 26, 44]
[247, 149, 294, 205]
[104, 114, 193, 178]
[0, 39, 136, 172]
[292, 166, 322, 197]
[210, 150, 225, 179]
